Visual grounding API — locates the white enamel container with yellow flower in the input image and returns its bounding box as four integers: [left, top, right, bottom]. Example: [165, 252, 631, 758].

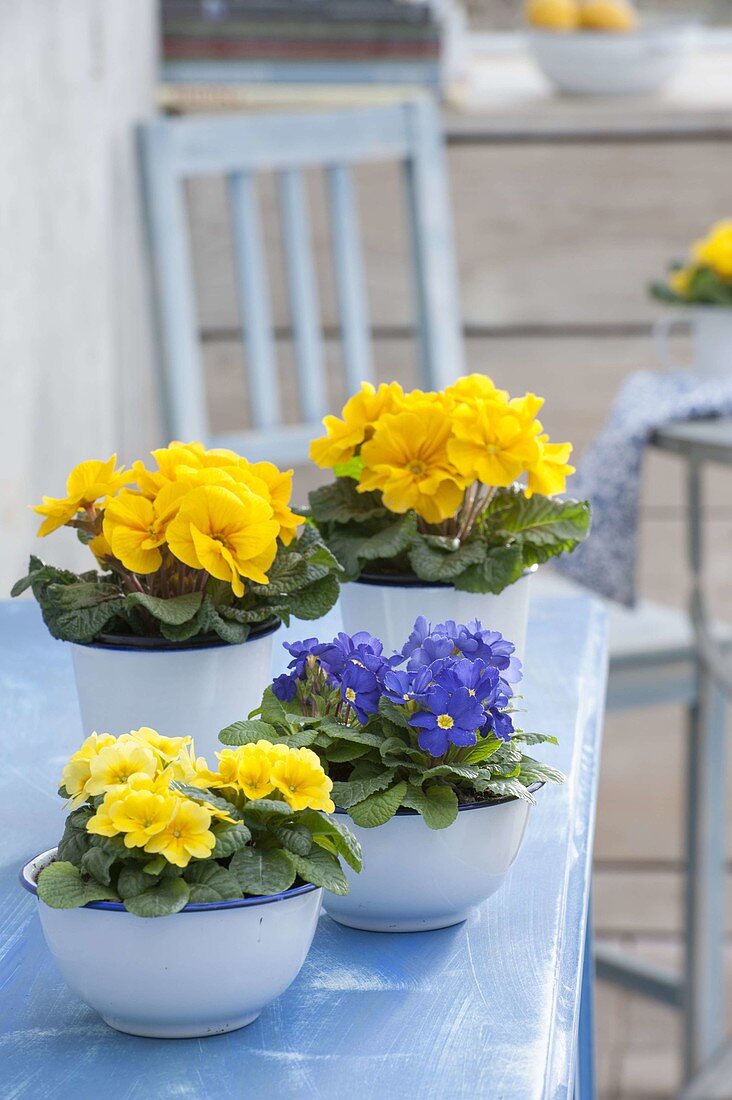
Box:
[652, 220, 732, 380]
[308, 376, 590, 661]
[12, 442, 342, 759]
[21, 726, 360, 1038]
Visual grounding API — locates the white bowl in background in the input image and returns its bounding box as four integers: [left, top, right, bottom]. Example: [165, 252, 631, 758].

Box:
[527, 19, 699, 96]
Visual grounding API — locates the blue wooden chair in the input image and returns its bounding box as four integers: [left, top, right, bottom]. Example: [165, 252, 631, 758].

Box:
[138, 99, 464, 464]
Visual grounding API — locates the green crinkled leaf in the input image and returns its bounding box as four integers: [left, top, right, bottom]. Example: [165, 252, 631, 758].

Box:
[124, 875, 189, 918]
[348, 780, 407, 829]
[124, 591, 203, 625]
[324, 741, 371, 762]
[37, 861, 118, 909]
[269, 822, 313, 857]
[481, 777, 537, 805]
[331, 769, 397, 808]
[377, 696, 411, 729]
[229, 847, 296, 896]
[211, 822, 253, 858]
[327, 513, 418, 579]
[117, 865, 159, 899]
[378, 736, 423, 765]
[454, 545, 525, 595]
[461, 737, 503, 764]
[309, 479, 387, 525]
[400, 783, 459, 829]
[511, 732, 559, 746]
[290, 846, 349, 895]
[286, 572, 340, 621]
[57, 821, 92, 865]
[80, 846, 117, 886]
[421, 763, 483, 782]
[241, 797, 295, 820]
[183, 862, 242, 903]
[143, 856, 167, 875]
[491, 490, 591, 558]
[298, 811, 363, 873]
[518, 757, 565, 786]
[218, 719, 277, 747]
[408, 536, 487, 582]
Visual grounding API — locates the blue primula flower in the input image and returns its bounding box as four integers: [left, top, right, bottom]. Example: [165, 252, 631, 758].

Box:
[282, 637, 321, 678]
[409, 683, 486, 756]
[340, 661, 382, 724]
[454, 620, 523, 688]
[401, 616, 456, 671]
[480, 706, 515, 743]
[272, 672, 298, 702]
[440, 657, 501, 706]
[382, 668, 415, 705]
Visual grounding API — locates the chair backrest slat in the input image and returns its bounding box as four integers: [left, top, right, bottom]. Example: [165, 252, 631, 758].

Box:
[403, 100, 464, 388]
[139, 100, 464, 462]
[278, 168, 327, 425]
[327, 164, 374, 392]
[139, 124, 208, 441]
[228, 170, 279, 430]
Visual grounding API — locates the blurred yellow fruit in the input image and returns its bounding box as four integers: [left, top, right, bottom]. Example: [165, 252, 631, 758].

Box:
[580, 0, 638, 31]
[526, 0, 580, 31]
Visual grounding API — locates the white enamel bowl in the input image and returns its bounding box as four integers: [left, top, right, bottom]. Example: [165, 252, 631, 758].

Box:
[527, 21, 698, 96]
[69, 619, 280, 760]
[323, 795, 535, 933]
[338, 569, 532, 664]
[21, 849, 322, 1038]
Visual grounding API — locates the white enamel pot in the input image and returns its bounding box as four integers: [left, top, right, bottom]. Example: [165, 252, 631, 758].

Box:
[338, 569, 533, 662]
[21, 849, 322, 1038]
[324, 794, 536, 932]
[69, 619, 279, 759]
[654, 306, 732, 380]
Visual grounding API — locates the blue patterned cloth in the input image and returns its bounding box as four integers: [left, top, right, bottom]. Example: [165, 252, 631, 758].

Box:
[555, 370, 732, 606]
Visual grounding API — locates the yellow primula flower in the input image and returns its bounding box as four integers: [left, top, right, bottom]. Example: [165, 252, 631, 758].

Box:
[309, 381, 404, 469]
[211, 747, 243, 790]
[87, 791, 124, 838]
[527, 436, 575, 497]
[444, 374, 507, 407]
[143, 797, 216, 868]
[109, 788, 176, 849]
[166, 483, 279, 597]
[102, 482, 188, 574]
[131, 726, 192, 763]
[693, 220, 732, 280]
[87, 532, 113, 564]
[447, 400, 541, 488]
[85, 739, 159, 797]
[33, 455, 132, 537]
[233, 743, 277, 800]
[270, 746, 335, 813]
[669, 266, 695, 299]
[249, 461, 304, 546]
[61, 732, 116, 806]
[358, 403, 466, 524]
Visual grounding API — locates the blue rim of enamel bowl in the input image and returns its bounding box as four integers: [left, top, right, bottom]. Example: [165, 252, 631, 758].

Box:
[20, 849, 319, 913]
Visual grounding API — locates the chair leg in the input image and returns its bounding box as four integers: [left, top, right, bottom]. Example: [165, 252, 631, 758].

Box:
[576, 894, 596, 1100]
[683, 676, 727, 1081]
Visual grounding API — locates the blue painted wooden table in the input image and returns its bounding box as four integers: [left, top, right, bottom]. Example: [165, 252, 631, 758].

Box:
[0, 596, 607, 1100]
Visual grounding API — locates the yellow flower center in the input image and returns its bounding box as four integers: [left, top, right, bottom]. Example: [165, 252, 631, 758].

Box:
[409, 460, 426, 476]
[468, 688, 476, 696]
[437, 714, 454, 730]
[345, 688, 356, 703]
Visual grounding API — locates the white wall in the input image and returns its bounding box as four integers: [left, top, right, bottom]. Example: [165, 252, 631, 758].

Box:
[0, 0, 160, 588]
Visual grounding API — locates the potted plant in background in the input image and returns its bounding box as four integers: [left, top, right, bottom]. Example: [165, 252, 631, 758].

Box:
[12, 442, 342, 757]
[651, 219, 732, 380]
[308, 376, 589, 660]
[21, 726, 360, 1036]
[221, 622, 563, 932]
